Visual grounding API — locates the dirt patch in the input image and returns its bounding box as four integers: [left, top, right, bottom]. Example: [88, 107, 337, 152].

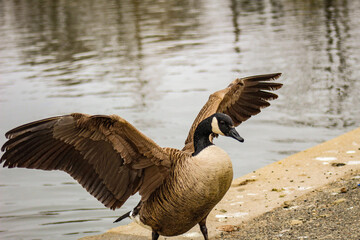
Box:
[219, 170, 360, 240]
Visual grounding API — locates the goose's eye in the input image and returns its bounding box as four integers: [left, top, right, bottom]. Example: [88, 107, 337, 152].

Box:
[219, 120, 225, 125]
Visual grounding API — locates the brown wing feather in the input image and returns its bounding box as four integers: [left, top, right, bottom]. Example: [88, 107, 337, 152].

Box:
[183, 73, 282, 152]
[1, 113, 172, 210]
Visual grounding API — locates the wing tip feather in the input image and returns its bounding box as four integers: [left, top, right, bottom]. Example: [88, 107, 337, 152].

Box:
[246, 72, 282, 82]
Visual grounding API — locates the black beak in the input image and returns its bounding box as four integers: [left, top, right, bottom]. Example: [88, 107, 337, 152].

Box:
[228, 128, 244, 143]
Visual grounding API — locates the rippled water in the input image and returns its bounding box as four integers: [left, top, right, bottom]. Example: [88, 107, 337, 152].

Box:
[1, 0, 359, 239]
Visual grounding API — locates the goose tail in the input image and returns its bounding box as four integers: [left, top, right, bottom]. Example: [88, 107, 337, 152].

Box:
[114, 211, 131, 223]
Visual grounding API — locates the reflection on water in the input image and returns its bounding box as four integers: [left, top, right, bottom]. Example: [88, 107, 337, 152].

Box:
[0, 0, 359, 239]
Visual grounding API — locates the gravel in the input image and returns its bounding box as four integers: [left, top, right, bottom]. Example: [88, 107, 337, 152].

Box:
[218, 170, 360, 240]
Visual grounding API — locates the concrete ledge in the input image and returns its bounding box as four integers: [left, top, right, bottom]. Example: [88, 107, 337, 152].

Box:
[80, 127, 360, 240]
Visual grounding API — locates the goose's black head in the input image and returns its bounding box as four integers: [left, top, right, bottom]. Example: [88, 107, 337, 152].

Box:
[210, 113, 244, 142]
[193, 113, 244, 156]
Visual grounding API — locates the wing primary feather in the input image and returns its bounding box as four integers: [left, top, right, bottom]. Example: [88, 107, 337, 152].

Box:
[2, 132, 51, 168]
[86, 177, 101, 195]
[63, 151, 87, 175]
[2, 130, 37, 151]
[80, 166, 98, 191]
[4, 117, 59, 138]
[98, 188, 114, 205]
[108, 198, 121, 210]
[238, 97, 271, 109]
[99, 191, 112, 205]
[234, 102, 261, 115]
[226, 106, 250, 123]
[34, 141, 67, 170]
[92, 180, 108, 199]
[243, 73, 282, 82]
[41, 143, 72, 169]
[247, 82, 283, 91]
[95, 186, 110, 203]
[53, 145, 77, 170]
[248, 91, 279, 100]
[1, 113, 172, 210]
[1, 129, 50, 153]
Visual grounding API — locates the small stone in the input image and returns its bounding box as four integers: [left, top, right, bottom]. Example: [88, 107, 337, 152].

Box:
[290, 219, 303, 225]
[219, 209, 227, 213]
[232, 178, 256, 187]
[217, 225, 236, 232]
[340, 187, 348, 193]
[333, 198, 346, 204]
[331, 162, 346, 167]
[283, 201, 292, 208]
[271, 188, 284, 192]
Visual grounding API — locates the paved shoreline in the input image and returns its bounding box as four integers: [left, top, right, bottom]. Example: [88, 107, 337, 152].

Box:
[220, 170, 360, 239]
[81, 127, 360, 240]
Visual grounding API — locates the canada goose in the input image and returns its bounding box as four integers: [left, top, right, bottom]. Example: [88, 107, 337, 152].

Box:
[1, 73, 282, 239]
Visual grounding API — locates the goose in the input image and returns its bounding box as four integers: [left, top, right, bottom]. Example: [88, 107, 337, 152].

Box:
[1, 73, 282, 240]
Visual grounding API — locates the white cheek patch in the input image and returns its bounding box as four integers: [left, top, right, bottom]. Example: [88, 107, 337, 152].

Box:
[211, 117, 225, 136]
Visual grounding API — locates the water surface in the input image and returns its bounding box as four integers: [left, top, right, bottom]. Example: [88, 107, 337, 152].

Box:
[1, 0, 360, 239]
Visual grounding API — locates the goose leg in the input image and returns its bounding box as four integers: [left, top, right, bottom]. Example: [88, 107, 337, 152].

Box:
[199, 217, 209, 240]
[152, 231, 159, 240]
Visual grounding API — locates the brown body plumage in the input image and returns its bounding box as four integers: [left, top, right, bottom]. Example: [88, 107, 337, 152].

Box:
[141, 145, 233, 236]
[1, 73, 282, 239]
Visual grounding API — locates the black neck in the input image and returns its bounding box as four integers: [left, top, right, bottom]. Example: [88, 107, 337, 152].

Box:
[192, 119, 214, 156]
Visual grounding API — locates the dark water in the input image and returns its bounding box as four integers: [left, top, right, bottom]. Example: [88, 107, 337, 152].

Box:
[0, 0, 359, 239]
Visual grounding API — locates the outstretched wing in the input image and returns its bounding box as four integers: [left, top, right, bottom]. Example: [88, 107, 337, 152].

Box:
[183, 73, 283, 152]
[1, 113, 171, 210]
